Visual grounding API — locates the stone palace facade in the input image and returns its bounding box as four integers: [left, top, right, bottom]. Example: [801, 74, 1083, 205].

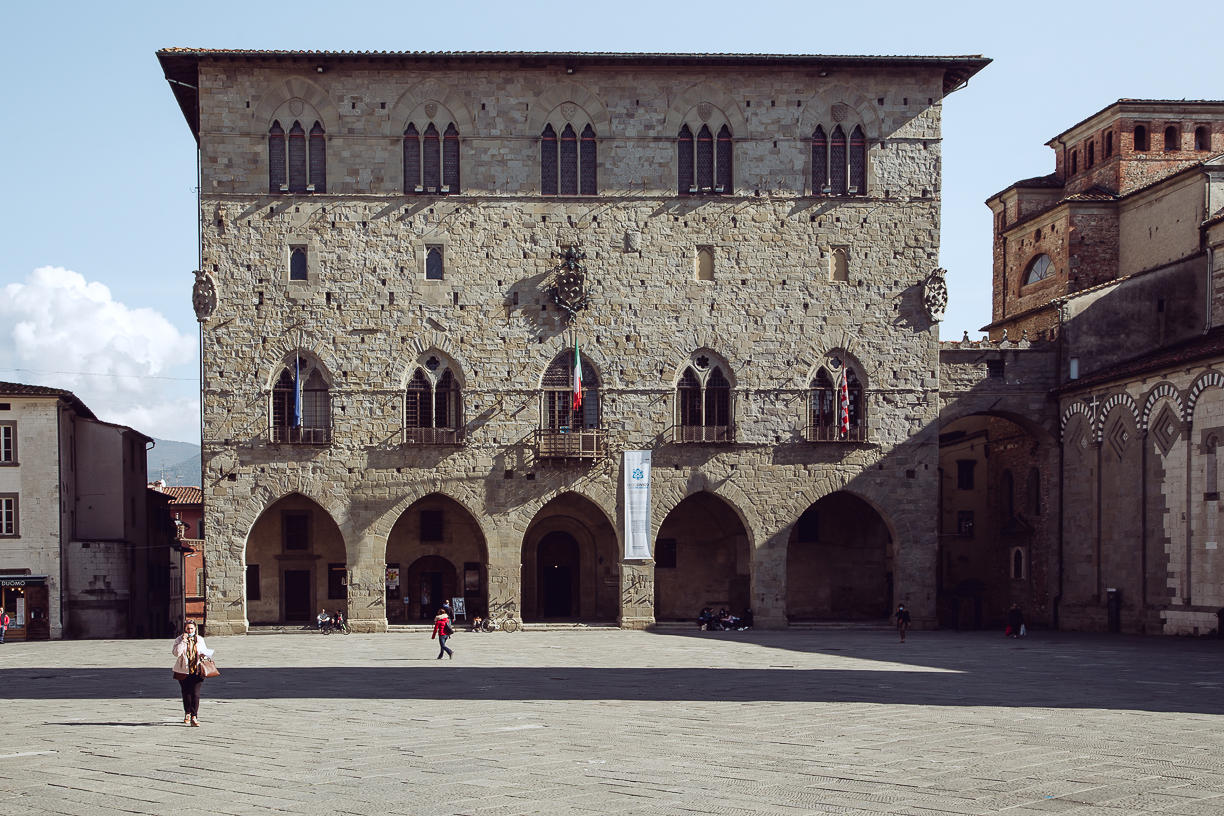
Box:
[159, 50, 990, 634]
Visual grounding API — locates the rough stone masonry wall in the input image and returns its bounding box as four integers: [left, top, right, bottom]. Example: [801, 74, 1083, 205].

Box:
[196, 61, 949, 634]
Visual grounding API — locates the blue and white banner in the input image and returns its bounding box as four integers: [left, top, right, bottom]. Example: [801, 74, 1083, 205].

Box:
[624, 451, 652, 560]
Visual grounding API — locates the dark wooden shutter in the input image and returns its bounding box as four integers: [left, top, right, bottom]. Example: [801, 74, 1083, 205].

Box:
[559, 124, 578, 195]
[849, 125, 865, 194]
[435, 369, 457, 428]
[812, 126, 828, 194]
[268, 121, 286, 191]
[541, 124, 558, 195]
[580, 124, 597, 195]
[423, 123, 440, 191]
[288, 121, 307, 193]
[830, 125, 847, 195]
[403, 123, 420, 192]
[678, 368, 702, 426]
[442, 123, 460, 192]
[716, 125, 733, 194]
[309, 121, 326, 192]
[678, 125, 693, 194]
[407, 369, 432, 428]
[705, 367, 730, 427]
[696, 125, 714, 191]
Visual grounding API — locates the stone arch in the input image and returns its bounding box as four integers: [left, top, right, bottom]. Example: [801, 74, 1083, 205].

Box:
[670, 347, 738, 388]
[1061, 401, 1094, 439]
[395, 345, 468, 391]
[505, 486, 619, 547]
[261, 330, 339, 391]
[1187, 370, 1224, 424]
[798, 83, 883, 141]
[253, 76, 341, 135]
[803, 345, 870, 390]
[535, 333, 622, 389]
[527, 81, 611, 136]
[786, 481, 904, 554]
[663, 81, 748, 137]
[518, 490, 621, 620]
[388, 332, 473, 390]
[650, 480, 760, 548]
[1096, 392, 1139, 442]
[939, 406, 1057, 447]
[1141, 382, 1184, 430]
[237, 483, 354, 553]
[388, 78, 475, 136]
[366, 486, 499, 555]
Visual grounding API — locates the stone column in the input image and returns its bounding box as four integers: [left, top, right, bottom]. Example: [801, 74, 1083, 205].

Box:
[204, 534, 248, 636]
[618, 560, 655, 629]
[751, 527, 789, 630]
[346, 531, 388, 633]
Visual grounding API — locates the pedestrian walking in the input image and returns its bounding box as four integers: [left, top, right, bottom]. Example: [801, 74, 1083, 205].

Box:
[432, 607, 454, 659]
[895, 604, 911, 643]
[0, 606, 8, 644]
[1007, 604, 1025, 638]
[171, 620, 208, 726]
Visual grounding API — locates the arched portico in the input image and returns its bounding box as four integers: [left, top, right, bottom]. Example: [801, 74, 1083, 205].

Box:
[653, 491, 751, 622]
[520, 493, 619, 621]
[385, 494, 488, 623]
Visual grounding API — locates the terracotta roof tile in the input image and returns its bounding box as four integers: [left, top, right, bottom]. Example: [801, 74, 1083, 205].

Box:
[157, 486, 202, 505]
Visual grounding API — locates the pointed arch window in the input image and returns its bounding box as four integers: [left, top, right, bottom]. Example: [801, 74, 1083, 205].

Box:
[806, 363, 865, 441]
[442, 123, 460, 192]
[675, 359, 734, 443]
[678, 125, 694, 194]
[696, 124, 715, 192]
[405, 362, 463, 445]
[541, 124, 558, 195]
[403, 123, 421, 191]
[538, 352, 604, 458]
[269, 121, 287, 191]
[423, 123, 441, 191]
[271, 120, 325, 194]
[830, 125, 848, 195]
[848, 125, 866, 193]
[580, 124, 598, 195]
[716, 125, 733, 193]
[271, 361, 330, 444]
[812, 125, 828, 193]
[559, 124, 579, 195]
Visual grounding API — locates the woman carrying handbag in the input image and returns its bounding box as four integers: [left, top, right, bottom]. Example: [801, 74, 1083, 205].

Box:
[171, 620, 212, 726]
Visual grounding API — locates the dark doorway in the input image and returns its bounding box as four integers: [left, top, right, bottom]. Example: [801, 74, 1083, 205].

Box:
[419, 571, 444, 620]
[537, 531, 579, 618]
[284, 570, 311, 621]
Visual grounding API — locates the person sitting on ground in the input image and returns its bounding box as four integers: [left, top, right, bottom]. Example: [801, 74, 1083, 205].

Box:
[698, 607, 714, 630]
[317, 608, 331, 630]
[740, 607, 754, 628]
[471, 616, 484, 631]
[333, 610, 345, 632]
[1007, 604, 1024, 638]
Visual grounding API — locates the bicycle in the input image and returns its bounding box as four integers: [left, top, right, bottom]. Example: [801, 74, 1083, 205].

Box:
[319, 618, 350, 635]
[476, 614, 519, 633]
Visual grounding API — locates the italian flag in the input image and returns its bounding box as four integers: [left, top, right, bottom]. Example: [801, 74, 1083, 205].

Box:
[572, 338, 583, 414]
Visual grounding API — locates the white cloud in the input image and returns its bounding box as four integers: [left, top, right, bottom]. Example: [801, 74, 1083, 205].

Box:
[0, 267, 199, 442]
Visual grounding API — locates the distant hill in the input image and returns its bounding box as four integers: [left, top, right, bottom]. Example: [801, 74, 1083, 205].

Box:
[148, 438, 201, 486]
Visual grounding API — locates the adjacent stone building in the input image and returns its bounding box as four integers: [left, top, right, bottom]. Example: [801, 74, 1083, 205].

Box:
[159, 49, 992, 634]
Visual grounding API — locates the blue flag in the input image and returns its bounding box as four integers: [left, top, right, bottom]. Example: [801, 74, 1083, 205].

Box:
[292, 355, 302, 428]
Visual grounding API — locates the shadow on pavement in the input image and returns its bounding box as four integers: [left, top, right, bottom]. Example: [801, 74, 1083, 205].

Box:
[4, 662, 1222, 715]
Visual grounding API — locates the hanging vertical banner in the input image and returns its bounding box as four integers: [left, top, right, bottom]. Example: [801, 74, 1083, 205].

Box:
[624, 450, 652, 559]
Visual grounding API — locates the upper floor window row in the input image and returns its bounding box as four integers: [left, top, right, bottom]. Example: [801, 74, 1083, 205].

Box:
[678, 124, 733, 196]
[405, 121, 460, 194]
[812, 125, 866, 196]
[269, 120, 326, 194]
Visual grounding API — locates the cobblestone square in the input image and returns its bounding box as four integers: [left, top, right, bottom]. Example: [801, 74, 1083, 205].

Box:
[2, 629, 1223, 815]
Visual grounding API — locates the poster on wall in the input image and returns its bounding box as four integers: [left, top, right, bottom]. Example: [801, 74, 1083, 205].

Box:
[624, 450, 652, 560]
[385, 567, 399, 589]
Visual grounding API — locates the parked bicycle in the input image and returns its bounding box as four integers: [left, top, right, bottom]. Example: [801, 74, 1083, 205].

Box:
[320, 614, 350, 635]
[472, 614, 519, 633]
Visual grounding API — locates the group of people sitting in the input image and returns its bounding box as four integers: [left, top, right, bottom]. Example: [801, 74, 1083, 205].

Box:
[697, 607, 753, 631]
[316, 608, 347, 632]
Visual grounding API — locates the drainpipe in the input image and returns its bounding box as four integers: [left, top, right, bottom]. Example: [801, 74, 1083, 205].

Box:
[1053, 300, 1067, 629]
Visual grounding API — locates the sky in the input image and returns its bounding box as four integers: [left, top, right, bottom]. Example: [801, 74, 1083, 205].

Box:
[1, 0, 1218, 443]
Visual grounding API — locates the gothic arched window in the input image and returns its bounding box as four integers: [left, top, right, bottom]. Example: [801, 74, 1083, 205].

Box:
[271, 120, 325, 194]
[849, 125, 866, 193]
[442, 123, 460, 192]
[404, 121, 458, 194]
[559, 124, 579, 195]
[812, 125, 828, 194]
[271, 359, 331, 444]
[830, 126, 847, 195]
[269, 121, 286, 191]
[541, 124, 558, 195]
[716, 125, 733, 194]
[695, 124, 714, 192]
[288, 121, 308, 193]
[678, 125, 694, 194]
[404, 360, 463, 444]
[538, 352, 603, 458]
[541, 121, 596, 196]
[309, 122, 326, 192]
[580, 124, 598, 195]
[806, 363, 865, 441]
[1025, 254, 1053, 285]
[676, 356, 734, 442]
[423, 123, 441, 191]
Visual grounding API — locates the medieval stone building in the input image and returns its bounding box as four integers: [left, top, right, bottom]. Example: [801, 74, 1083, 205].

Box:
[159, 49, 993, 634]
[937, 100, 1224, 635]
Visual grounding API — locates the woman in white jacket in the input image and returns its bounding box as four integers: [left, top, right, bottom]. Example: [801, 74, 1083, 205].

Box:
[171, 620, 207, 726]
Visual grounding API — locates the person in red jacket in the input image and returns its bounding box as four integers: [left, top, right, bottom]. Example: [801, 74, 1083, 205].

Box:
[431, 608, 454, 659]
[0, 606, 8, 644]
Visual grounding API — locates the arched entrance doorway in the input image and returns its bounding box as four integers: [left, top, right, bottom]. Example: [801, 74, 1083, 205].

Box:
[386, 494, 488, 623]
[521, 493, 619, 621]
[786, 491, 893, 621]
[244, 493, 347, 625]
[653, 492, 750, 621]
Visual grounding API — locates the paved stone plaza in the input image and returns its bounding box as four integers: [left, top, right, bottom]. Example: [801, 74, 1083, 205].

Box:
[2, 628, 1223, 815]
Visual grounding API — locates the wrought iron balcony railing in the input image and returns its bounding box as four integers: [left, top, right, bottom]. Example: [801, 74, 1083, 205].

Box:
[672, 424, 735, 443]
[804, 423, 869, 442]
[536, 428, 607, 459]
[404, 427, 465, 446]
[269, 425, 331, 445]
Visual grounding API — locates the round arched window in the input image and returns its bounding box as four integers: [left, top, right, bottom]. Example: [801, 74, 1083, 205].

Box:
[1025, 254, 1052, 285]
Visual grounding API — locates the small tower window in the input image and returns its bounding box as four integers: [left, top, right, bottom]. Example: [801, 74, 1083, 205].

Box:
[1070, 150, 1078, 175]
[830, 248, 849, 282]
[1164, 126, 1179, 151]
[1195, 126, 1209, 151]
[289, 247, 308, 281]
[425, 246, 444, 280]
[695, 247, 714, 281]
[1105, 130, 1114, 157]
[1087, 141, 1095, 168]
[1134, 125, 1148, 151]
[1024, 254, 1052, 284]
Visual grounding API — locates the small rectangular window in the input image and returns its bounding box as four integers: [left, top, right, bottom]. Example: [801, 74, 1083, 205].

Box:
[196, 570, 205, 597]
[328, 563, 347, 600]
[986, 359, 1005, 379]
[284, 512, 309, 550]
[1069, 358, 1080, 380]
[0, 423, 15, 463]
[464, 562, 481, 593]
[957, 460, 976, 490]
[246, 564, 261, 600]
[957, 510, 975, 537]
[420, 510, 443, 542]
[0, 495, 18, 536]
[655, 538, 677, 568]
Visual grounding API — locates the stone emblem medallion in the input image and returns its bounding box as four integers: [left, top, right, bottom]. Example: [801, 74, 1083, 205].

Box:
[424, 102, 438, 119]
[289, 98, 304, 117]
[697, 102, 713, 122]
[561, 103, 577, 121]
[192, 270, 218, 322]
[549, 246, 590, 322]
[832, 104, 849, 122]
[922, 268, 948, 323]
